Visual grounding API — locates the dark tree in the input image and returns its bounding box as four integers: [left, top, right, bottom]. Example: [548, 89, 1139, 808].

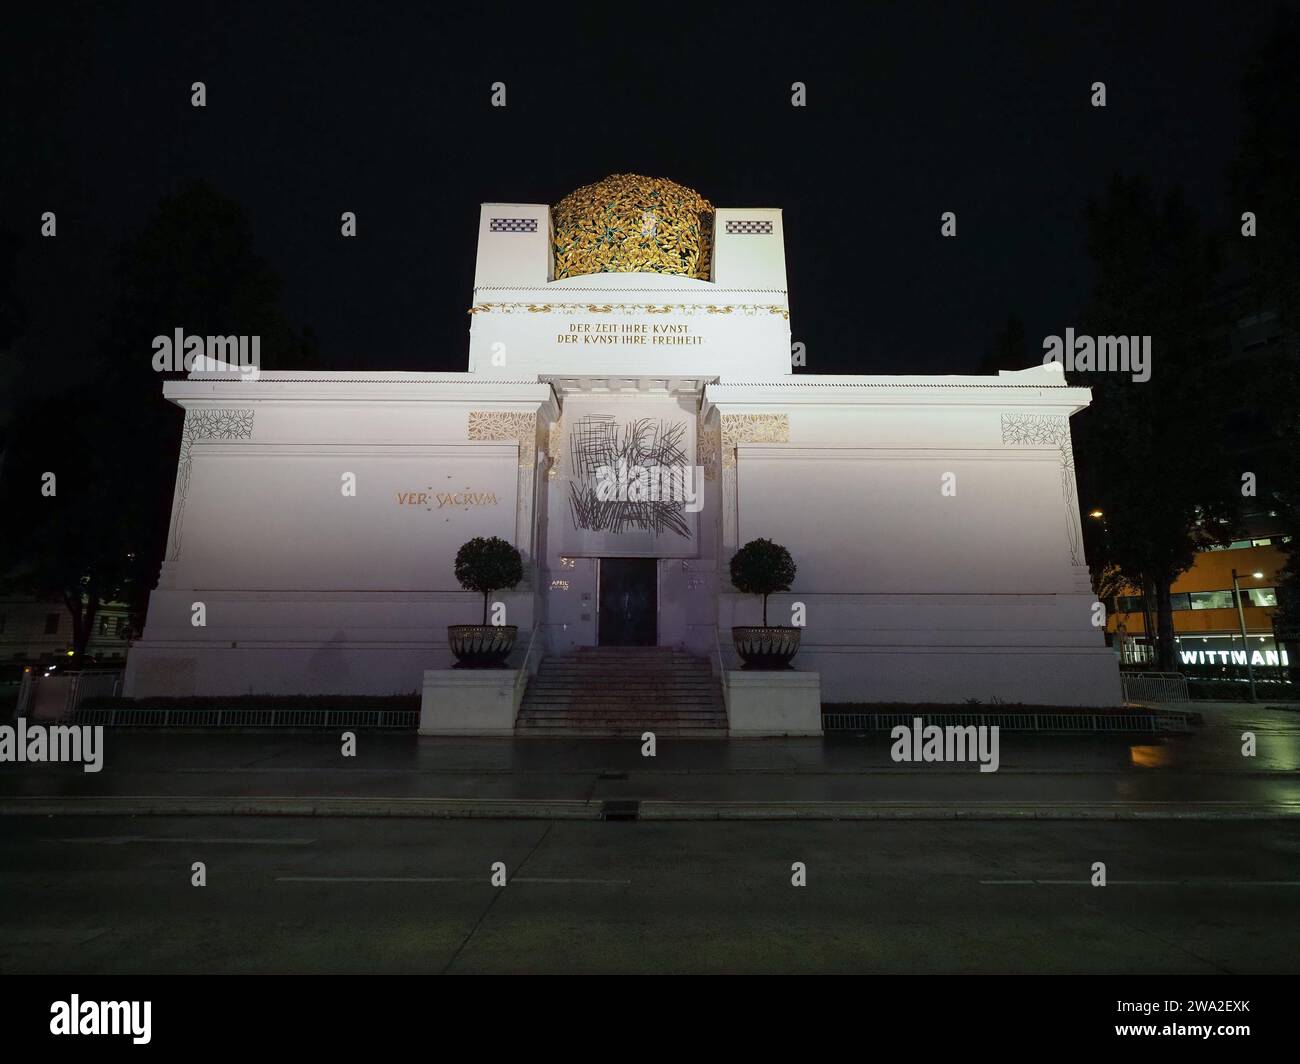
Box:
[454, 537, 523, 625]
[730, 538, 796, 627]
[977, 313, 1029, 374]
[1228, 10, 1300, 664]
[0, 183, 319, 650]
[1074, 175, 1234, 670]
[0, 227, 28, 472]
[0, 388, 136, 661]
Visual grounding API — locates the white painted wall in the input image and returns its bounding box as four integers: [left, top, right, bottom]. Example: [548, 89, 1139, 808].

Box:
[126, 378, 553, 697]
[709, 384, 1119, 706]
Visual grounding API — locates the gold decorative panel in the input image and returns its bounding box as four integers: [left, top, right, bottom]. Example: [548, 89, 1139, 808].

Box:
[720, 413, 790, 470]
[697, 411, 721, 481]
[468, 410, 538, 468]
[547, 416, 564, 479]
[468, 302, 788, 320]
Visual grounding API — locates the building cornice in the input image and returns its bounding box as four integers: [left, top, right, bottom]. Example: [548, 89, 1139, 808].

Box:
[705, 368, 1093, 414]
[163, 376, 556, 412]
[704, 383, 1093, 416]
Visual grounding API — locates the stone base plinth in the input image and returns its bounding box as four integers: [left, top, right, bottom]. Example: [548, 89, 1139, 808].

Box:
[419, 669, 521, 735]
[723, 670, 822, 737]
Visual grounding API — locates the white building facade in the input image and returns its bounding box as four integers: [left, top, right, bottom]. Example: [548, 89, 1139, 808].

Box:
[125, 176, 1120, 707]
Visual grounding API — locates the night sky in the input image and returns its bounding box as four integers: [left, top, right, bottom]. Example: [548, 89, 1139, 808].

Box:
[2, 2, 1279, 391]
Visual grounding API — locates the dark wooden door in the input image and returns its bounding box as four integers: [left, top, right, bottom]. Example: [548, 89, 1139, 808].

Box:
[598, 558, 657, 646]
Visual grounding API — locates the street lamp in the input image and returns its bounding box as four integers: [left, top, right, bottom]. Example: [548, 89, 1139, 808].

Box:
[1230, 568, 1259, 703]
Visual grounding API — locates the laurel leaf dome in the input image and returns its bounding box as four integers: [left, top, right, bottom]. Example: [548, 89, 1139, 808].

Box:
[552, 174, 714, 281]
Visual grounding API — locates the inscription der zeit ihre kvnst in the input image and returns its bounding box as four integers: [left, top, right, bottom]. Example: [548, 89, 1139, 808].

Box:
[557, 322, 703, 346]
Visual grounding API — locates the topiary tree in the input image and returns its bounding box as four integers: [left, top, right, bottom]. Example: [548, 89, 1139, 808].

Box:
[730, 538, 796, 626]
[454, 537, 523, 625]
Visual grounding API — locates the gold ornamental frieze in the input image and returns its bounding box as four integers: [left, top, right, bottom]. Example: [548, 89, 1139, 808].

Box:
[468, 302, 788, 320]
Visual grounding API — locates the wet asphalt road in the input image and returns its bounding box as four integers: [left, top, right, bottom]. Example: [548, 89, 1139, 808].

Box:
[2, 814, 1297, 973]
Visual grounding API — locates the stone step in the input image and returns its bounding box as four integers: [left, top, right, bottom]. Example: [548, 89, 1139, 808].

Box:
[539, 658, 710, 665]
[512, 707, 728, 718]
[534, 673, 715, 681]
[520, 724, 725, 730]
[538, 662, 712, 670]
[520, 724, 725, 729]
[519, 649, 725, 736]
[571, 647, 680, 652]
[512, 723, 733, 733]
[520, 706, 724, 716]
[519, 706, 725, 716]
[526, 680, 719, 688]
[530, 676, 712, 681]
[519, 723, 727, 732]
[520, 697, 722, 702]
[523, 687, 721, 696]
[534, 665, 712, 671]
[534, 671, 714, 679]
[531, 674, 714, 681]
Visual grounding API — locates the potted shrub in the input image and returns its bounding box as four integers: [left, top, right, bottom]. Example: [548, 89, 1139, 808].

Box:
[448, 536, 523, 668]
[729, 538, 800, 668]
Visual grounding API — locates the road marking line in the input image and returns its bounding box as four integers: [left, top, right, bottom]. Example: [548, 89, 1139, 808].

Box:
[275, 876, 631, 885]
[277, 876, 471, 883]
[511, 877, 631, 885]
[55, 836, 316, 845]
[980, 879, 1300, 886]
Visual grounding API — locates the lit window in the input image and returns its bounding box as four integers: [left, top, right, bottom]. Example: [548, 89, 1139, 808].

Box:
[1189, 591, 1235, 610]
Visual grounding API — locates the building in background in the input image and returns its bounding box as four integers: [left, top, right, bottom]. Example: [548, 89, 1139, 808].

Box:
[0, 596, 133, 668]
[124, 174, 1120, 709]
[1105, 524, 1290, 673]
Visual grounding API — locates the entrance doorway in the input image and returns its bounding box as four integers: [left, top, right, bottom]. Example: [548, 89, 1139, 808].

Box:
[598, 558, 657, 646]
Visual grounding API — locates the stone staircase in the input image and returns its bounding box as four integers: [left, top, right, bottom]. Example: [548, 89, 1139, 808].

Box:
[516, 646, 728, 736]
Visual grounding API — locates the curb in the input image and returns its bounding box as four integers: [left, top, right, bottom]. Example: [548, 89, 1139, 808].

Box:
[2, 797, 1299, 821]
[0, 797, 601, 819]
[637, 801, 1300, 821]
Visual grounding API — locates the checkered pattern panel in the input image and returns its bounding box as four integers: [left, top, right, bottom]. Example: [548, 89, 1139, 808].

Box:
[725, 220, 773, 235]
[489, 218, 538, 233]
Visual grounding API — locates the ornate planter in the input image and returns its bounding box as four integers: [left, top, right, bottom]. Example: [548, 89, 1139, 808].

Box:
[732, 626, 801, 670]
[447, 624, 518, 668]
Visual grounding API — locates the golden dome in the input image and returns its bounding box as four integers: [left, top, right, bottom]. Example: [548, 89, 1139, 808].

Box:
[552, 174, 714, 281]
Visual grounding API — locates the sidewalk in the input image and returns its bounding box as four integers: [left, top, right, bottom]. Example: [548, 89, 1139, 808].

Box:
[2, 701, 1298, 820]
